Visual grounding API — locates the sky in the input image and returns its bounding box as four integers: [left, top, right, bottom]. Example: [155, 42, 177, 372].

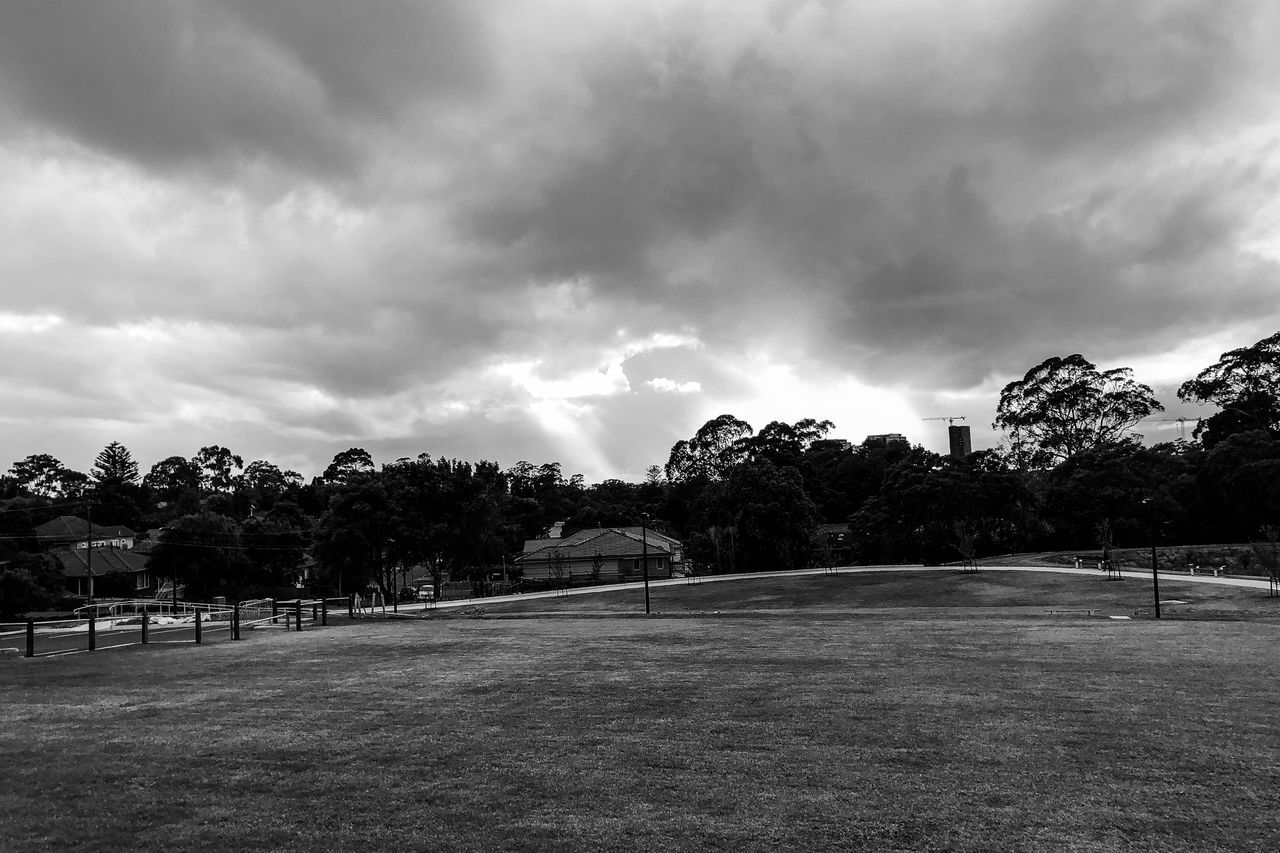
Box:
[2, 0, 1279, 484]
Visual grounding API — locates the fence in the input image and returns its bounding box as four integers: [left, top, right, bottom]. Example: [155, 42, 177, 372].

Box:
[1, 597, 349, 659]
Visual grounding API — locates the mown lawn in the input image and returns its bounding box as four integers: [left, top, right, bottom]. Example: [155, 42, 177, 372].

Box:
[478, 568, 1280, 618]
[3, 573, 1280, 851]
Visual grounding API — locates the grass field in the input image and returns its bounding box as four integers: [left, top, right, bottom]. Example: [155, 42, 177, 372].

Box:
[4, 571, 1280, 851]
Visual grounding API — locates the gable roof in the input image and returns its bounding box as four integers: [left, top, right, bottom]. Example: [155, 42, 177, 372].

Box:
[516, 527, 677, 563]
[35, 516, 136, 545]
[54, 546, 150, 579]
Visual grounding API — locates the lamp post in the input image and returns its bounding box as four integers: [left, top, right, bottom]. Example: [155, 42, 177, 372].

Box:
[1151, 539, 1161, 620]
[641, 513, 651, 615]
[1143, 498, 1161, 619]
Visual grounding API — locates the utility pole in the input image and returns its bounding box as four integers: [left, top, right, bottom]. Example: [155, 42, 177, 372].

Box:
[171, 525, 179, 613]
[641, 514, 651, 615]
[85, 501, 95, 605]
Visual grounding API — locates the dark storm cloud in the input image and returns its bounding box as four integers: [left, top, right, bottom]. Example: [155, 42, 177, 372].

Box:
[0, 0, 485, 179]
[444, 0, 1278, 395]
[3, 0, 1279, 479]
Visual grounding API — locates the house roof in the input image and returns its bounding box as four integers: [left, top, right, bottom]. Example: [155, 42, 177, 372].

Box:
[35, 516, 136, 545]
[516, 527, 678, 563]
[54, 546, 150, 579]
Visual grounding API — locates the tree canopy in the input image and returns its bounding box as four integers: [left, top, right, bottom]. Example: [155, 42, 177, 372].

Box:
[1178, 330, 1280, 446]
[994, 354, 1162, 465]
[91, 441, 140, 487]
[6, 454, 88, 500]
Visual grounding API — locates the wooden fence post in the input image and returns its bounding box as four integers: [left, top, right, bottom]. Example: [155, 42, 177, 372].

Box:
[295, 600, 303, 631]
[348, 593, 355, 618]
[195, 610, 202, 645]
[88, 613, 96, 652]
[321, 598, 327, 626]
[25, 619, 34, 658]
[232, 603, 241, 641]
[141, 613, 149, 644]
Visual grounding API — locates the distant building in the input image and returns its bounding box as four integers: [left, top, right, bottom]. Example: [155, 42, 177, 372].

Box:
[35, 516, 136, 551]
[862, 433, 909, 449]
[948, 425, 973, 457]
[515, 525, 683, 583]
[56, 546, 153, 598]
[34, 516, 150, 598]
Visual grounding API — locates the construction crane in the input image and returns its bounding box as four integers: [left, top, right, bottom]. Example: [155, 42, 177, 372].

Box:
[924, 416, 971, 456]
[1152, 417, 1200, 441]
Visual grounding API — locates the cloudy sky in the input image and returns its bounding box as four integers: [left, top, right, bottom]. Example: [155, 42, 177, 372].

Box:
[2, 0, 1279, 483]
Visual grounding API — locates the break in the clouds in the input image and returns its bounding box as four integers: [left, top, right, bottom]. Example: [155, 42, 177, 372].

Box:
[2, 0, 1279, 481]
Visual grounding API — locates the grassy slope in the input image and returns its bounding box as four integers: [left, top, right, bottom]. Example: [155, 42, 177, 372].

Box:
[3, 573, 1280, 852]
[472, 569, 1279, 618]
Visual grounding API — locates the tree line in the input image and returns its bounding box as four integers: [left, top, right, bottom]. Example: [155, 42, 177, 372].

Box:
[2, 331, 1279, 615]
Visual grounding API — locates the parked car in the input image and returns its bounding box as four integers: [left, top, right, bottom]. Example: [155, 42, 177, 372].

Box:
[416, 586, 435, 602]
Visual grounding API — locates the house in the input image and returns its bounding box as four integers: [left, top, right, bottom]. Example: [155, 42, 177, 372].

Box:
[35, 516, 136, 551]
[55, 545, 154, 598]
[515, 525, 683, 583]
[35, 516, 149, 598]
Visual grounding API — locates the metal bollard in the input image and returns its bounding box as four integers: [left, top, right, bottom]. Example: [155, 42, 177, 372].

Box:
[195, 610, 202, 645]
[25, 619, 34, 658]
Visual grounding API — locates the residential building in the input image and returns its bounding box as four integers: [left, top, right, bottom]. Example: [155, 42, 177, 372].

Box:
[34, 516, 149, 598]
[35, 516, 136, 551]
[515, 525, 683, 583]
[948, 425, 973, 457]
[56, 546, 153, 598]
[863, 433, 909, 449]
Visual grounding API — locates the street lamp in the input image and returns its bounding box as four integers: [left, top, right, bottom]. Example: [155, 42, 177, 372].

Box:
[641, 513, 651, 615]
[1142, 498, 1161, 619]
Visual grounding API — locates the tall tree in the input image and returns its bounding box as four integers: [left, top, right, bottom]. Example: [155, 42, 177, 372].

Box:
[148, 512, 249, 601]
[143, 456, 203, 501]
[323, 448, 375, 484]
[241, 512, 310, 591]
[994, 354, 1162, 465]
[1178, 331, 1280, 447]
[91, 441, 140, 487]
[6, 454, 87, 499]
[311, 472, 392, 597]
[192, 446, 244, 492]
[0, 553, 64, 617]
[737, 418, 835, 469]
[721, 460, 818, 572]
[665, 414, 754, 482]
